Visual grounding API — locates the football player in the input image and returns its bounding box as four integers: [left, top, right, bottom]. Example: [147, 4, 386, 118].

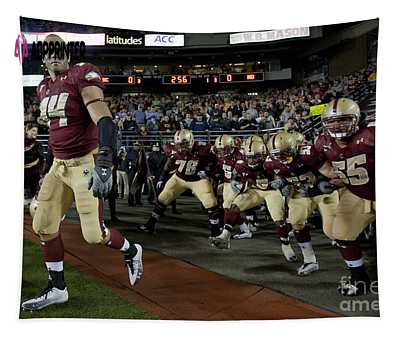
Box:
[315, 98, 375, 296]
[210, 140, 285, 249]
[21, 34, 143, 311]
[234, 135, 265, 237]
[265, 131, 339, 276]
[213, 135, 253, 238]
[138, 129, 221, 236]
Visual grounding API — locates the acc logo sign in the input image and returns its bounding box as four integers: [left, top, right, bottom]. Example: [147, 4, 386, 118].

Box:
[145, 34, 184, 47]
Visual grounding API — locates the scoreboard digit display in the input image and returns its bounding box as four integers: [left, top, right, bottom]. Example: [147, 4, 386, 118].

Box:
[219, 72, 264, 83]
[162, 75, 191, 84]
[101, 75, 136, 85]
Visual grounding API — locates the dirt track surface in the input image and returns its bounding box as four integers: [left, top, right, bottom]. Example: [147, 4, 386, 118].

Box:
[23, 215, 338, 320]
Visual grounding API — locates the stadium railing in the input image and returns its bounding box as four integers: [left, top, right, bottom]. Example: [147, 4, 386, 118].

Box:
[36, 127, 284, 153]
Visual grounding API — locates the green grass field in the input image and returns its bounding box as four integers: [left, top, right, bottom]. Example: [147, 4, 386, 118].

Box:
[20, 238, 158, 320]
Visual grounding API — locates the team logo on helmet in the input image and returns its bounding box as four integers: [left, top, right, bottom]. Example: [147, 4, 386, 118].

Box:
[174, 129, 194, 153]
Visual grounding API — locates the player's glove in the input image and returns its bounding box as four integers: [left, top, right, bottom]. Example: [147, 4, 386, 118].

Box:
[231, 179, 248, 194]
[88, 147, 113, 199]
[156, 180, 165, 190]
[197, 170, 208, 179]
[270, 178, 285, 190]
[297, 183, 310, 197]
[281, 185, 294, 198]
[318, 181, 336, 194]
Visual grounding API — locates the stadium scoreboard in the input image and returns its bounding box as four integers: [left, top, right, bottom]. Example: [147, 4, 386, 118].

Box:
[101, 75, 143, 85]
[219, 72, 264, 83]
[101, 72, 265, 86]
[162, 75, 191, 84]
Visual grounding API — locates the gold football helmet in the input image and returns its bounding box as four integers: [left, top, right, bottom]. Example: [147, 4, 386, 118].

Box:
[243, 140, 267, 168]
[267, 131, 302, 165]
[290, 131, 305, 146]
[214, 134, 234, 157]
[242, 135, 264, 151]
[321, 98, 360, 138]
[262, 132, 270, 145]
[174, 129, 194, 153]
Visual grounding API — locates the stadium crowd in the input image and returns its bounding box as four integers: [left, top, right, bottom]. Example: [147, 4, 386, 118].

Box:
[23, 64, 376, 137]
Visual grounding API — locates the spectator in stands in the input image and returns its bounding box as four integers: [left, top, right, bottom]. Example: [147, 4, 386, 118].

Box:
[220, 111, 233, 131]
[183, 113, 192, 128]
[239, 113, 257, 130]
[123, 113, 138, 132]
[24, 123, 43, 204]
[209, 112, 222, 131]
[190, 114, 209, 132]
[116, 147, 130, 199]
[231, 114, 240, 131]
[146, 116, 160, 133]
[159, 115, 174, 132]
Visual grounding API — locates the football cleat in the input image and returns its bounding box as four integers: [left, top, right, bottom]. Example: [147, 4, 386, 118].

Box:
[21, 282, 68, 311]
[233, 231, 252, 239]
[248, 224, 257, 233]
[297, 262, 319, 276]
[137, 222, 155, 234]
[281, 243, 297, 262]
[210, 229, 231, 249]
[337, 276, 371, 296]
[124, 244, 143, 286]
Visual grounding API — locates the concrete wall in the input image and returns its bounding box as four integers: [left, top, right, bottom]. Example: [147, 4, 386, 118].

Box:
[328, 35, 367, 78]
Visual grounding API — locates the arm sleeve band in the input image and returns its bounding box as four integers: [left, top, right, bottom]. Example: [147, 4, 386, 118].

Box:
[97, 116, 115, 150]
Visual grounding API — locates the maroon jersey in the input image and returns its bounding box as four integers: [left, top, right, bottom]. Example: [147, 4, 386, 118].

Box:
[37, 63, 105, 159]
[263, 145, 321, 186]
[217, 147, 244, 183]
[314, 126, 375, 201]
[164, 143, 176, 158]
[169, 143, 217, 182]
[233, 161, 271, 191]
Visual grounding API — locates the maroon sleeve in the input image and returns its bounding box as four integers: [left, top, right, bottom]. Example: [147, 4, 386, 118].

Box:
[299, 144, 325, 169]
[314, 134, 326, 154]
[360, 126, 375, 146]
[36, 79, 47, 101]
[73, 63, 105, 93]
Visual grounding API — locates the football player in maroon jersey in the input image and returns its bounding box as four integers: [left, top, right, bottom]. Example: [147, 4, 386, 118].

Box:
[138, 129, 222, 236]
[316, 98, 375, 296]
[210, 140, 285, 249]
[265, 131, 339, 276]
[213, 135, 254, 238]
[22, 34, 143, 311]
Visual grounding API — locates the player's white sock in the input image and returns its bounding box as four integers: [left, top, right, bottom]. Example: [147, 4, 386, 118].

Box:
[120, 238, 130, 252]
[46, 261, 63, 272]
[298, 241, 317, 263]
[239, 222, 250, 234]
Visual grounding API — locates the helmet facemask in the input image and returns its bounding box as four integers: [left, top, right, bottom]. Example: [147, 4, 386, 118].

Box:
[322, 115, 359, 139]
[270, 148, 296, 165]
[176, 140, 192, 154]
[246, 152, 264, 168]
